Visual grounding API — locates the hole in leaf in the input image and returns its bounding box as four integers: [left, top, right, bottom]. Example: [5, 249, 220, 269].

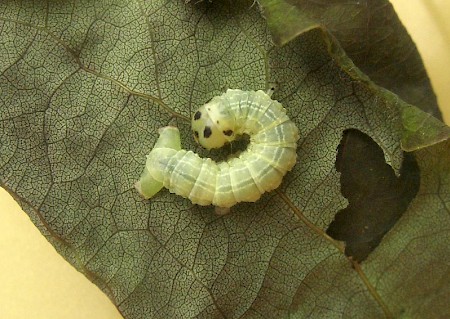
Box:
[326, 129, 420, 262]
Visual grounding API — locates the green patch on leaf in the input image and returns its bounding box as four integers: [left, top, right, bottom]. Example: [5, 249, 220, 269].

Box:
[400, 103, 450, 151]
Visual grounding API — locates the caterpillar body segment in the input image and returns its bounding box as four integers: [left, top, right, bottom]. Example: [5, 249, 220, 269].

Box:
[136, 89, 300, 213]
[134, 126, 181, 199]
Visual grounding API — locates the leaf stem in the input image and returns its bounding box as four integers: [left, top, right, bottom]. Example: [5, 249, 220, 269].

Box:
[352, 260, 394, 319]
[276, 190, 344, 252]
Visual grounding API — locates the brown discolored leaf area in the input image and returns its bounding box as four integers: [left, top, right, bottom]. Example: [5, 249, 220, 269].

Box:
[327, 129, 420, 262]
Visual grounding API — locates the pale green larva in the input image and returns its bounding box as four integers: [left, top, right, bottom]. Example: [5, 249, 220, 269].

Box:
[135, 89, 299, 214]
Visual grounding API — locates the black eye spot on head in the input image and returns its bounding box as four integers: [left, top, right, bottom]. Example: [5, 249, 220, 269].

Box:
[203, 126, 212, 138]
[194, 131, 199, 139]
[194, 111, 201, 120]
[223, 129, 233, 136]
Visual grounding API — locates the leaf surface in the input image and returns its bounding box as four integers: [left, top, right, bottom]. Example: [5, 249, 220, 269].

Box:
[0, 1, 449, 318]
[258, 0, 441, 118]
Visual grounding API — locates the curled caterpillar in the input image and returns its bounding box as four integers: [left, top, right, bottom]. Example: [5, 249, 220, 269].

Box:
[135, 89, 299, 214]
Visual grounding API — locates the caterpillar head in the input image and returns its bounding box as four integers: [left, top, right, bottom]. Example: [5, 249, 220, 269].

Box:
[191, 97, 236, 150]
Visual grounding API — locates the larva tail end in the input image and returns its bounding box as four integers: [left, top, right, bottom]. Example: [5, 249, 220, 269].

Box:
[135, 167, 163, 199]
[215, 206, 231, 215]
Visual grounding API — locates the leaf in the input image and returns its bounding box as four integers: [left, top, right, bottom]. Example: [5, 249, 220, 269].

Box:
[258, 0, 441, 118]
[399, 103, 450, 151]
[0, 1, 449, 319]
[363, 139, 450, 318]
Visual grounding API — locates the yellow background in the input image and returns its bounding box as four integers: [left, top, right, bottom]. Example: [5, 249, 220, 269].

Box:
[1, 1, 449, 318]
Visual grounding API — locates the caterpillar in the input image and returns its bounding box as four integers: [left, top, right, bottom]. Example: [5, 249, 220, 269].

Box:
[135, 89, 299, 214]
